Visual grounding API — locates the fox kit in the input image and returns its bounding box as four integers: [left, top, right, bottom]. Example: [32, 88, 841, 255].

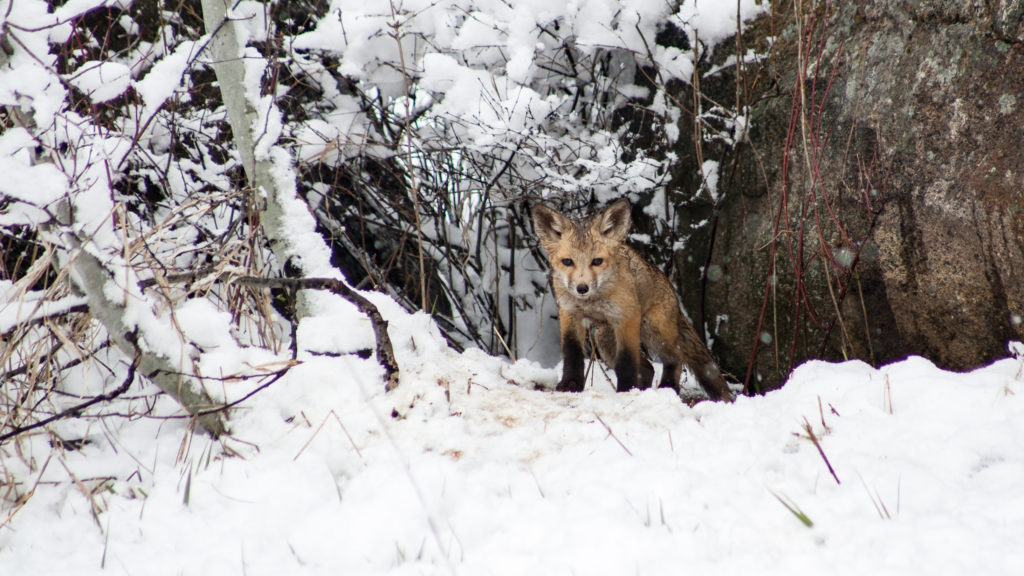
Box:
[532, 198, 733, 402]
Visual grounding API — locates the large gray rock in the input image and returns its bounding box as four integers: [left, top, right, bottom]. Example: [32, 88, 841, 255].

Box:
[707, 0, 1024, 390]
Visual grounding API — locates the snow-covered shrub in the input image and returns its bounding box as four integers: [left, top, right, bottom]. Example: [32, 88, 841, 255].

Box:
[283, 0, 767, 362]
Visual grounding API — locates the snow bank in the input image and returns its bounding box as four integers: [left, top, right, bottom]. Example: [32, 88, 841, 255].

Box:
[2, 302, 1022, 574]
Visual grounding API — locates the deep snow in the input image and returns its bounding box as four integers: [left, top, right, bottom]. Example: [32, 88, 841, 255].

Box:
[2, 297, 1023, 575]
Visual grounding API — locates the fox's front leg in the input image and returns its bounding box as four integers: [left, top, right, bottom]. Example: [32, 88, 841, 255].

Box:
[557, 311, 586, 392]
[613, 314, 643, 392]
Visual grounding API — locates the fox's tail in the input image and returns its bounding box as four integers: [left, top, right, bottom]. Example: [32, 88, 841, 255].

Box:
[679, 322, 735, 402]
[694, 358, 734, 402]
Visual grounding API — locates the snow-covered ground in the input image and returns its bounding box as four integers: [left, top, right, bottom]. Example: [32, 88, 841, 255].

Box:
[2, 295, 1022, 575]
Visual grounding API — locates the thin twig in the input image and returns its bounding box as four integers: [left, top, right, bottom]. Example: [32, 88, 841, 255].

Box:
[0, 353, 140, 445]
[799, 416, 840, 485]
[595, 413, 632, 456]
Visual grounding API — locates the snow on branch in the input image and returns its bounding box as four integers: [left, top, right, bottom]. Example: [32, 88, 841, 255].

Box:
[200, 0, 335, 282]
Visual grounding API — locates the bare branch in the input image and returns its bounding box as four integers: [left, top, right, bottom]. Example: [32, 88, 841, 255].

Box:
[234, 276, 400, 392]
[0, 354, 140, 446]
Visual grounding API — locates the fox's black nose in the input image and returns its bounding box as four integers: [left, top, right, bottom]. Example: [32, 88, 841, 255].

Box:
[576, 284, 589, 295]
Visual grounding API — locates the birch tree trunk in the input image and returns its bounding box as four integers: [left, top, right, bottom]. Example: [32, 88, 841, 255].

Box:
[66, 239, 227, 436]
[200, 0, 313, 314]
[201, 0, 287, 245]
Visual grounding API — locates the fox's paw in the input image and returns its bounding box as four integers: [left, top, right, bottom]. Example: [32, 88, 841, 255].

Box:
[556, 379, 585, 393]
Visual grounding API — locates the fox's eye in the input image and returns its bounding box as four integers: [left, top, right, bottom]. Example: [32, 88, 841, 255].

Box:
[561, 258, 574, 267]
[591, 258, 604, 266]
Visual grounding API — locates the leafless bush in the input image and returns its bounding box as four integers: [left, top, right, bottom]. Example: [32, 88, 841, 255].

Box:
[288, 3, 761, 363]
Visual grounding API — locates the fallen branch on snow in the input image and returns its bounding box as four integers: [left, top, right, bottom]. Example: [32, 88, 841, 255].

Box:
[232, 276, 400, 392]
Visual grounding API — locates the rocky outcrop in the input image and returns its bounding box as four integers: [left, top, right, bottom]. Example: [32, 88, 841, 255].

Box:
[707, 0, 1024, 390]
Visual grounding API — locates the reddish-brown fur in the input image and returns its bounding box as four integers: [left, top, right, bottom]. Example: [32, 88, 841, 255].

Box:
[532, 198, 733, 402]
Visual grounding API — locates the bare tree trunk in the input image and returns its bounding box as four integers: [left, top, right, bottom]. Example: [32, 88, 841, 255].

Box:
[200, 0, 324, 319]
[66, 238, 227, 435]
[201, 1, 285, 244]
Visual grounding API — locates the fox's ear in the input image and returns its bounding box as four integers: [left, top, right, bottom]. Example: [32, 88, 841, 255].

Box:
[532, 203, 566, 243]
[595, 198, 632, 241]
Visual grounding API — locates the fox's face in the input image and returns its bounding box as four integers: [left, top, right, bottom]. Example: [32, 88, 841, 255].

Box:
[532, 199, 632, 301]
[545, 233, 615, 300]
